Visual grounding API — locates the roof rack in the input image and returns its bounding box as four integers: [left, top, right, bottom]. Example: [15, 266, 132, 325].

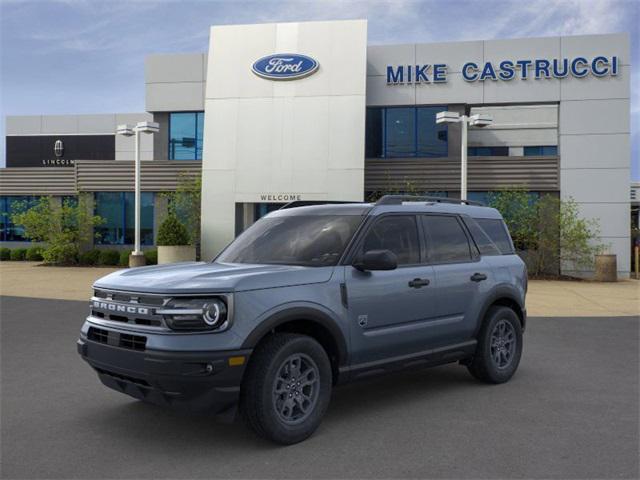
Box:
[375, 195, 484, 207]
[279, 200, 362, 210]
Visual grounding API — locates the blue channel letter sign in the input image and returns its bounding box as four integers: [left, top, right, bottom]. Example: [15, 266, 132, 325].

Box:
[252, 54, 319, 80]
[386, 55, 620, 84]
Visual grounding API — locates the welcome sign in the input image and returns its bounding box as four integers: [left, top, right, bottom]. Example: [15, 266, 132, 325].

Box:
[386, 55, 620, 84]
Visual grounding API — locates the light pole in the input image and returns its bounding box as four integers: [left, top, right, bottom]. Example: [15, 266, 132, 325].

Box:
[436, 111, 492, 201]
[116, 121, 159, 267]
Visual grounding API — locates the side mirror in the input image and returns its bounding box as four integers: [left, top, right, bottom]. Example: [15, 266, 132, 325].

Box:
[353, 249, 398, 271]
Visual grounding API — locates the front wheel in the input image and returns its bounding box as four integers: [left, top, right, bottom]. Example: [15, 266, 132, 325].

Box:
[240, 333, 332, 444]
[467, 306, 523, 384]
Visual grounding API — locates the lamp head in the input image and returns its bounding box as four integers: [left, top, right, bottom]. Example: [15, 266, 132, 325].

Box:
[469, 114, 493, 127]
[116, 124, 135, 137]
[436, 111, 461, 124]
[135, 121, 160, 134]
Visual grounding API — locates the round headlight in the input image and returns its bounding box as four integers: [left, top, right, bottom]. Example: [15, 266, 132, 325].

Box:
[203, 300, 227, 326]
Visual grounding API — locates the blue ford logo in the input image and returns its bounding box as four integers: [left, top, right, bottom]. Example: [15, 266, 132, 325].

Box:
[252, 53, 319, 80]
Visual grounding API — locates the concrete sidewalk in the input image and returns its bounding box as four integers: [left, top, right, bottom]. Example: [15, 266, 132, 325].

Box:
[0, 261, 638, 317]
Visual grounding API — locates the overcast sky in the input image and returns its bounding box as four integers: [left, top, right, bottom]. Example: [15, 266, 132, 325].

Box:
[1, 0, 638, 179]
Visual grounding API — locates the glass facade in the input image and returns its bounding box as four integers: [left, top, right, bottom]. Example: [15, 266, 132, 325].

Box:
[169, 112, 204, 160]
[95, 192, 154, 245]
[0, 196, 39, 242]
[468, 146, 509, 156]
[524, 146, 558, 156]
[366, 106, 448, 158]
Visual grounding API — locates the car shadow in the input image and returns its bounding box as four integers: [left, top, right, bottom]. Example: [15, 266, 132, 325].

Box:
[78, 363, 487, 450]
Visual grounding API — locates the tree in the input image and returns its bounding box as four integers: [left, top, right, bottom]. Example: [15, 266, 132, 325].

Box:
[11, 196, 104, 265]
[157, 214, 190, 246]
[488, 189, 604, 277]
[163, 173, 201, 245]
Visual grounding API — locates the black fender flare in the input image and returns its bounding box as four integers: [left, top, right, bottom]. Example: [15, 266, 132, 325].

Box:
[240, 306, 349, 366]
[475, 285, 526, 335]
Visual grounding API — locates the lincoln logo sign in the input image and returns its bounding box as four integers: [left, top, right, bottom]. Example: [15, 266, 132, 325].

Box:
[54, 139, 64, 158]
[386, 55, 620, 84]
[252, 54, 319, 80]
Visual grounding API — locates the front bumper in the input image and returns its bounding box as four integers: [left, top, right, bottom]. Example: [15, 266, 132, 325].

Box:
[77, 333, 251, 415]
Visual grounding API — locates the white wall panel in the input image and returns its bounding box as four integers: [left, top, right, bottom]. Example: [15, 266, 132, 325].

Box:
[560, 134, 629, 169]
[560, 99, 629, 135]
[201, 20, 367, 258]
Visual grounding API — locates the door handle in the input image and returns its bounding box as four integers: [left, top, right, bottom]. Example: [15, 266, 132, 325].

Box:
[408, 278, 430, 288]
[470, 272, 488, 282]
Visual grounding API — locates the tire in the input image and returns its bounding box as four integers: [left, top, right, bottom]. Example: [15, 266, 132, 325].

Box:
[240, 333, 332, 445]
[467, 306, 523, 384]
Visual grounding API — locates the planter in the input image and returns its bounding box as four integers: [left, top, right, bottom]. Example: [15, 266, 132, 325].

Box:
[594, 254, 617, 282]
[157, 245, 196, 264]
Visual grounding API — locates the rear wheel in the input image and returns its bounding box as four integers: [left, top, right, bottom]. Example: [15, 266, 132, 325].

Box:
[240, 333, 332, 444]
[467, 306, 522, 384]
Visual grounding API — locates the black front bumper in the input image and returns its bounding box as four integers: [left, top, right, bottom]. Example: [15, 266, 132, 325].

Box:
[78, 336, 252, 415]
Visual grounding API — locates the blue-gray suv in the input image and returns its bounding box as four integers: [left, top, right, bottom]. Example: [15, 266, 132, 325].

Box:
[78, 195, 527, 444]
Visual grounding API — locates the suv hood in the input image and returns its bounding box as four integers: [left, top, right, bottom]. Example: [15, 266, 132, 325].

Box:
[93, 262, 335, 294]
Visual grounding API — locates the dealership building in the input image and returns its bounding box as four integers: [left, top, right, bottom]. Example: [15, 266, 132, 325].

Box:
[0, 20, 632, 276]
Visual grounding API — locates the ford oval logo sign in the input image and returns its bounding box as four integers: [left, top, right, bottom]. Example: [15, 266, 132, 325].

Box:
[252, 53, 319, 80]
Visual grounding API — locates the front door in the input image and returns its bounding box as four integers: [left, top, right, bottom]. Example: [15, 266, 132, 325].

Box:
[345, 215, 438, 365]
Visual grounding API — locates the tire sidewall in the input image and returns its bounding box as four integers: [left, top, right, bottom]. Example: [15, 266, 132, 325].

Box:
[259, 336, 332, 444]
[480, 307, 523, 383]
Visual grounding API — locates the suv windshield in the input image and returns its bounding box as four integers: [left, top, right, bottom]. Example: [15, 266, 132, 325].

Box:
[217, 215, 364, 267]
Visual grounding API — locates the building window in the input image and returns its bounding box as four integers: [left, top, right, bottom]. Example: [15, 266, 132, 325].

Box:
[169, 112, 204, 160]
[95, 192, 154, 245]
[365, 106, 448, 158]
[524, 146, 558, 156]
[468, 146, 509, 156]
[0, 196, 39, 242]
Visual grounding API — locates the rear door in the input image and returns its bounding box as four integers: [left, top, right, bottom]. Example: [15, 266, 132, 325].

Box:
[420, 214, 492, 345]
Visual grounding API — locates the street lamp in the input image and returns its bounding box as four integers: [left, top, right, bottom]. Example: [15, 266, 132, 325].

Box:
[436, 111, 493, 201]
[116, 121, 159, 267]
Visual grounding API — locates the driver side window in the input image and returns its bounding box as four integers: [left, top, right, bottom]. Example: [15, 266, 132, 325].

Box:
[361, 215, 420, 265]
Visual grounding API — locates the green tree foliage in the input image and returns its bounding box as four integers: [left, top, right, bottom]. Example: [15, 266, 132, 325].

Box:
[144, 249, 158, 265]
[157, 214, 190, 246]
[0, 248, 11, 261]
[163, 173, 201, 246]
[98, 250, 120, 266]
[488, 189, 604, 276]
[11, 196, 104, 265]
[79, 249, 101, 266]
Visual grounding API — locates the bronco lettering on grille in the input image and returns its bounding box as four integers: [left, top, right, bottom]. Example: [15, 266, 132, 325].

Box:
[92, 300, 149, 315]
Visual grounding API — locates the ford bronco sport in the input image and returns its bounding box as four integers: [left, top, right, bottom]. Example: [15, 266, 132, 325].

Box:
[78, 195, 527, 444]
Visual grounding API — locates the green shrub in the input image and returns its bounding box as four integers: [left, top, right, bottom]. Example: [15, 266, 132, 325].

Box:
[0, 248, 10, 261]
[79, 249, 101, 266]
[42, 244, 79, 265]
[144, 249, 158, 265]
[98, 250, 120, 266]
[25, 246, 44, 261]
[157, 214, 190, 246]
[119, 250, 130, 267]
[10, 195, 104, 265]
[10, 248, 27, 261]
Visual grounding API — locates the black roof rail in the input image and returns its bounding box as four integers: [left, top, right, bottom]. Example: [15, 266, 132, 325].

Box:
[375, 195, 484, 207]
[279, 200, 362, 210]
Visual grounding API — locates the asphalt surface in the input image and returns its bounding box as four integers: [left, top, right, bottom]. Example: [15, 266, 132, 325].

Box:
[1, 296, 638, 479]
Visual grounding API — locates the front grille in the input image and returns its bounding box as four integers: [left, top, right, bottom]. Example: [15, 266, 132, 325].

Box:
[91, 289, 167, 329]
[87, 327, 147, 351]
[87, 326, 109, 344]
[119, 333, 146, 351]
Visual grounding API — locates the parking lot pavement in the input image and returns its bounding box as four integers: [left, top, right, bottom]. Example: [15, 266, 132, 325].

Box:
[1, 296, 638, 479]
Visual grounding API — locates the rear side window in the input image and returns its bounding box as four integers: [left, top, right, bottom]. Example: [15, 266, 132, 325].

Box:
[422, 215, 472, 263]
[463, 217, 501, 256]
[361, 215, 420, 265]
[475, 218, 515, 254]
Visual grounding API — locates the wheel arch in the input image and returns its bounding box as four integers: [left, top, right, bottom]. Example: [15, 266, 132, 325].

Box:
[241, 306, 348, 383]
[476, 286, 526, 334]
